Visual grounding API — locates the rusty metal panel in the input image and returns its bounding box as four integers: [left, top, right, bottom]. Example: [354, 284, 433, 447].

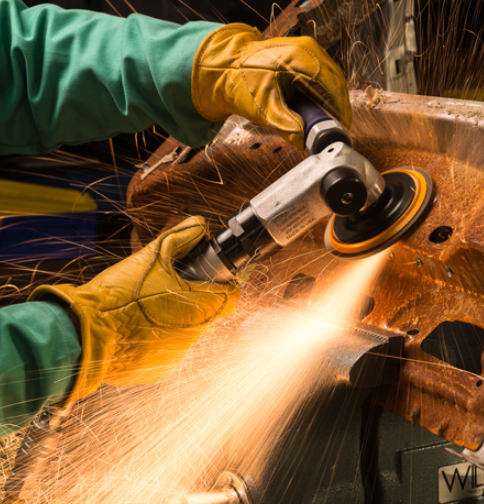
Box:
[349, 93, 484, 450]
[127, 92, 484, 451]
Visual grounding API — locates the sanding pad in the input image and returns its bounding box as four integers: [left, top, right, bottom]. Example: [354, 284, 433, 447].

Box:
[324, 167, 434, 259]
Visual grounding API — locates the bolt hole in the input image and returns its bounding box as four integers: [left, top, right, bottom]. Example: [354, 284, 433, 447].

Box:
[407, 329, 420, 336]
[272, 146, 283, 154]
[477, 380, 483, 387]
[250, 143, 262, 150]
[429, 226, 453, 244]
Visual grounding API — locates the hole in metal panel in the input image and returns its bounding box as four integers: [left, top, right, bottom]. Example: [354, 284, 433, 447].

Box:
[421, 321, 484, 374]
[429, 226, 453, 244]
[357, 295, 376, 320]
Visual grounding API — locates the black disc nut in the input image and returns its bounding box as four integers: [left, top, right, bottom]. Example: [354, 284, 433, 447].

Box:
[321, 168, 367, 216]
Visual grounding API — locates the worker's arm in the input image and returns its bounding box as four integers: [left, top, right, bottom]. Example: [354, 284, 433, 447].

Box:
[0, 301, 81, 436]
[1, 0, 351, 156]
[0, 0, 224, 155]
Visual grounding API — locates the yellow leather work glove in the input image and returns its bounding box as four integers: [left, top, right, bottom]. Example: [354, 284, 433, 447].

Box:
[192, 23, 351, 150]
[29, 216, 239, 404]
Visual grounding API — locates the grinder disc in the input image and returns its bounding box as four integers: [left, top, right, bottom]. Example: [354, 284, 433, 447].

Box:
[324, 167, 434, 259]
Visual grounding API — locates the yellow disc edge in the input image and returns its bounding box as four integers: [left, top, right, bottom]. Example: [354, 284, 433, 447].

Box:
[327, 169, 428, 255]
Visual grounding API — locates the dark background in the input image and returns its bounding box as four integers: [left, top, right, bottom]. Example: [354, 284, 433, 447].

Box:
[415, 0, 484, 98]
[21, 0, 291, 30]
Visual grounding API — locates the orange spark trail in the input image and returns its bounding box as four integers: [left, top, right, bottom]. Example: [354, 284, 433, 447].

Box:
[39, 251, 388, 504]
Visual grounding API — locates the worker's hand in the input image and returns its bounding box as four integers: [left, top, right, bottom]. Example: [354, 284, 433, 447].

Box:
[192, 23, 351, 150]
[29, 216, 238, 403]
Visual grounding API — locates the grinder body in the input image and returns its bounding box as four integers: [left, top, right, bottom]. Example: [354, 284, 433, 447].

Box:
[181, 99, 386, 283]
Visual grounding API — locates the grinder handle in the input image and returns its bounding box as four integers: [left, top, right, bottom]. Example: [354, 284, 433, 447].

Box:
[291, 94, 335, 138]
[291, 95, 352, 154]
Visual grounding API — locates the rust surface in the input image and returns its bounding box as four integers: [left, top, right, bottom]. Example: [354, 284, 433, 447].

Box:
[349, 92, 484, 449]
[127, 91, 484, 451]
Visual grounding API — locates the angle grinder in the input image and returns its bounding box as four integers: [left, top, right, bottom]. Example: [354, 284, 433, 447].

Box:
[180, 96, 434, 282]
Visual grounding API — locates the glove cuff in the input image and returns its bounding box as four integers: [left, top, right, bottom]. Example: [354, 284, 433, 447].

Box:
[192, 22, 264, 122]
[29, 284, 114, 405]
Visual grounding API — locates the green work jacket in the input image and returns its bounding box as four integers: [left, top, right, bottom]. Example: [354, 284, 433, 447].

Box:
[0, 0, 224, 435]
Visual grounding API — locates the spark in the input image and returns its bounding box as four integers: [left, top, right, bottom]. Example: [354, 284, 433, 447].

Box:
[12, 251, 387, 503]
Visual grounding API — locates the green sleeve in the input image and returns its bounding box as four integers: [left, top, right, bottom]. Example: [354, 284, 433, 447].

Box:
[0, 301, 81, 436]
[0, 0, 225, 156]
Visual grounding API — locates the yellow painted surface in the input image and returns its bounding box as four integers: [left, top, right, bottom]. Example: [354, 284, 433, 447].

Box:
[0, 179, 98, 217]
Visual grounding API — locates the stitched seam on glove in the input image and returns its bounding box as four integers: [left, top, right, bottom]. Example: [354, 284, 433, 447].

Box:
[241, 72, 301, 132]
[137, 292, 231, 328]
[98, 288, 232, 327]
[133, 222, 204, 300]
[197, 44, 323, 132]
[238, 44, 321, 124]
[192, 24, 264, 120]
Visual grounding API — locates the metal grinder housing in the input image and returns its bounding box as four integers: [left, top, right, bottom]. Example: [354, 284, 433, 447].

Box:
[181, 98, 387, 283]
